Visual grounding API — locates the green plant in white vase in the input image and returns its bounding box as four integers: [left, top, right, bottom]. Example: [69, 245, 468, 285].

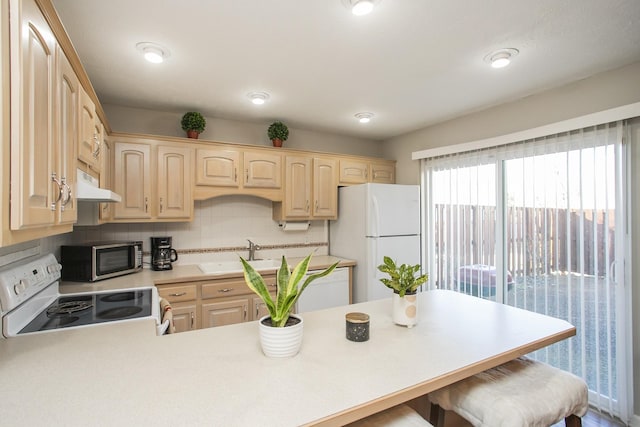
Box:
[241, 254, 338, 357]
[377, 256, 428, 328]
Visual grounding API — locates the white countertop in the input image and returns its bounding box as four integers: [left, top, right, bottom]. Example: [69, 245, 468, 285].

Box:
[0, 290, 575, 426]
[60, 255, 355, 293]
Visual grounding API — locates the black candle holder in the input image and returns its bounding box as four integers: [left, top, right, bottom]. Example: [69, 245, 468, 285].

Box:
[345, 312, 370, 342]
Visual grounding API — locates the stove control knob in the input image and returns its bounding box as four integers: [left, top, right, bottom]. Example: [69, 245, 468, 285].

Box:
[14, 280, 27, 295]
[47, 264, 61, 274]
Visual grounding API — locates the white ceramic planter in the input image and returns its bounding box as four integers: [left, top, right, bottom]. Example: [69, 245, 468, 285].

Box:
[258, 314, 304, 358]
[392, 292, 418, 328]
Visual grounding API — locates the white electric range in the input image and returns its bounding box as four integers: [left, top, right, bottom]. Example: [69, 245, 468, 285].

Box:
[0, 254, 162, 338]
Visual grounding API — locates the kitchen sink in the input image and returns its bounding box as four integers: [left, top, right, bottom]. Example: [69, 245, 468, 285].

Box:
[198, 259, 282, 275]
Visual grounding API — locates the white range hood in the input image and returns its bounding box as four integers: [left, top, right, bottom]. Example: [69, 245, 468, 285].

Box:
[76, 169, 121, 203]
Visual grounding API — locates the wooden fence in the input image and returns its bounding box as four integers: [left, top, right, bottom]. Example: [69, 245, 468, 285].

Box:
[434, 204, 615, 283]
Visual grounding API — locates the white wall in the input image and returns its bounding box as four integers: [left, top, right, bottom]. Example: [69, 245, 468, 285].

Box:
[382, 61, 640, 185]
[103, 103, 383, 157]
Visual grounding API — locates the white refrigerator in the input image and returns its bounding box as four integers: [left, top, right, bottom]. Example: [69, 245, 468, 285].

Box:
[330, 183, 421, 303]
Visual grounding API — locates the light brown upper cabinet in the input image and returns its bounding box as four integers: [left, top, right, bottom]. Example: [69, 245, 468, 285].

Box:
[194, 146, 283, 201]
[273, 155, 337, 220]
[243, 149, 282, 189]
[8, 0, 78, 236]
[78, 86, 101, 173]
[196, 147, 241, 187]
[54, 47, 79, 226]
[339, 159, 369, 184]
[113, 142, 152, 220]
[197, 147, 282, 189]
[157, 145, 192, 220]
[98, 137, 113, 222]
[370, 162, 395, 184]
[113, 141, 192, 221]
[312, 157, 338, 218]
[338, 158, 395, 185]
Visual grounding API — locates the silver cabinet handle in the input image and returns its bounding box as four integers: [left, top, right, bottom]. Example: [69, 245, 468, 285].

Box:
[50, 173, 63, 210]
[144, 196, 149, 213]
[60, 178, 72, 211]
[234, 168, 238, 182]
[190, 312, 194, 328]
[169, 292, 187, 297]
[159, 197, 163, 213]
[92, 133, 101, 159]
[245, 169, 249, 182]
[218, 288, 234, 293]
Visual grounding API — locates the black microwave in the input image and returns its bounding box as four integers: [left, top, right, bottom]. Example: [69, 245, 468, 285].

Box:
[61, 241, 143, 282]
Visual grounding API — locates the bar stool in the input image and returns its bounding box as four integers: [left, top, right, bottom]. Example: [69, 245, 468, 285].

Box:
[429, 357, 588, 427]
[349, 404, 434, 426]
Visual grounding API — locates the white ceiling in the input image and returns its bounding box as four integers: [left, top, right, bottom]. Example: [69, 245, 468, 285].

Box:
[51, 0, 640, 141]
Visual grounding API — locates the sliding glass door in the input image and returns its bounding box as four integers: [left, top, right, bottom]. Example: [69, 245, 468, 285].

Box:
[424, 122, 628, 419]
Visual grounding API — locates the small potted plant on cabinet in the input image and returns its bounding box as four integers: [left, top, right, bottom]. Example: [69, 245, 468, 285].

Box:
[267, 121, 289, 147]
[241, 254, 338, 357]
[181, 111, 206, 139]
[377, 256, 428, 328]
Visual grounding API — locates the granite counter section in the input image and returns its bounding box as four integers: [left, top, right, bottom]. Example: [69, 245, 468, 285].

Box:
[60, 255, 355, 294]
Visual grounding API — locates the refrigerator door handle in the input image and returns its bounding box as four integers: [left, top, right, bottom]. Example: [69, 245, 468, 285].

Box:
[371, 194, 379, 237]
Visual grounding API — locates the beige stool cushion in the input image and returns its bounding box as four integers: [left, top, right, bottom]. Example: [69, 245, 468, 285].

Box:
[429, 357, 588, 427]
[349, 404, 434, 427]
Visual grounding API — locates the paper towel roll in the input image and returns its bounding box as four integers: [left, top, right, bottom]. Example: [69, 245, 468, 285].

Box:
[279, 221, 310, 231]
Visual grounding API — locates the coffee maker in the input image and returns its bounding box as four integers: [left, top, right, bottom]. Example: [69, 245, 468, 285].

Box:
[150, 236, 178, 271]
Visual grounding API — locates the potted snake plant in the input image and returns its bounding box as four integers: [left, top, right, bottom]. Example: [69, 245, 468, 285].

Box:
[241, 254, 338, 357]
[377, 256, 428, 328]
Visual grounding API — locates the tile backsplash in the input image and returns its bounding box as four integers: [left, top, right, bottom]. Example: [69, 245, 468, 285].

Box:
[71, 195, 328, 268]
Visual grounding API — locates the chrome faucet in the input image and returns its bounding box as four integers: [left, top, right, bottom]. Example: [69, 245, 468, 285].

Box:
[247, 239, 261, 261]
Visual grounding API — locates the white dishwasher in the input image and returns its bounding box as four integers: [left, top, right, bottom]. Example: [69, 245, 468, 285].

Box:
[297, 267, 350, 313]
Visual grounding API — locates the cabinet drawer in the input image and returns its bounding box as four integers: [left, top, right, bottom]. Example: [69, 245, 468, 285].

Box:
[158, 285, 197, 302]
[201, 276, 277, 299]
[201, 278, 251, 299]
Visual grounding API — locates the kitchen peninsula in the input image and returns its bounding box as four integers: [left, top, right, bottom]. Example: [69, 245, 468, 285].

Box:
[0, 290, 575, 426]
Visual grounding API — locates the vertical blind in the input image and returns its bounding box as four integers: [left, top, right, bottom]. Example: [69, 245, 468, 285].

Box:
[422, 121, 628, 420]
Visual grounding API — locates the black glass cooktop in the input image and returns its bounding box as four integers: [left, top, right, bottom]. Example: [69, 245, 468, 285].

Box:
[19, 289, 153, 334]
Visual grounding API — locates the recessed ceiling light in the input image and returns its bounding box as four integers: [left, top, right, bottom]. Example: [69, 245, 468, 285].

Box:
[484, 48, 519, 69]
[355, 112, 374, 123]
[248, 92, 270, 105]
[136, 42, 170, 64]
[342, 0, 380, 16]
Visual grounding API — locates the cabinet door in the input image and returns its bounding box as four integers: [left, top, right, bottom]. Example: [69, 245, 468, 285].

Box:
[339, 159, 368, 184]
[201, 298, 249, 328]
[55, 47, 79, 225]
[9, 0, 57, 229]
[284, 156, 311, 217]
[196, 148, 241, 187]
[171, 302, 197, 333]
[99, 138, 112, 222]
[312, 158, 337, 219]
[370, 162, 395, 184]
[157, 145, 192, 219]
[78, 87, 100, 172]
[113, 142, 151, 219]
[244, 151, 282, 189]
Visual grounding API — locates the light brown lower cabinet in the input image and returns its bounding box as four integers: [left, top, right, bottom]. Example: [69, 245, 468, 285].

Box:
[171, 302, 197, 333]
[201, 297, 249, 328]
[156, 274, 276, 333]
